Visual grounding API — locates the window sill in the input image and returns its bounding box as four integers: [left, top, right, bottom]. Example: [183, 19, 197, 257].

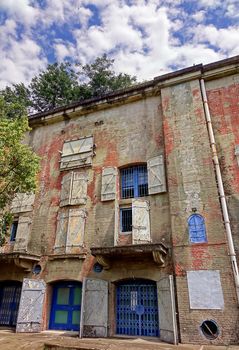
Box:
[119, 196, 149, 206]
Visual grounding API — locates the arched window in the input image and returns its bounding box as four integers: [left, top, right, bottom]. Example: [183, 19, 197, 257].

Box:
[188, 214, 207, 243]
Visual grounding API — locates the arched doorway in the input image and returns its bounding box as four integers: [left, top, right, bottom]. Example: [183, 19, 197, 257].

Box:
[116, 279, 159, 337]
[49, 281, 82, 331]
[0, 281, 22, 327]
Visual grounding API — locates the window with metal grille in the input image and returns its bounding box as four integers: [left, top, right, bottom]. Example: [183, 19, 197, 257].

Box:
[120, 208, 132, 233]
[10, 221, 18, 242]
[188, 214, 207, 243]
[121, 165, 148, 199]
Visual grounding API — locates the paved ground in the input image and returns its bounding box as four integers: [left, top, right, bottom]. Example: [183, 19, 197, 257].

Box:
[0, 330, 238, 350]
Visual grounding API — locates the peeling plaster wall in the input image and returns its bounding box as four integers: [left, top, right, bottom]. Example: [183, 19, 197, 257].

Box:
[27, 95, 171, 281]
[1, 64, 239, 344]
[205, 74, 239, 264]
[161, 79, 238, 344]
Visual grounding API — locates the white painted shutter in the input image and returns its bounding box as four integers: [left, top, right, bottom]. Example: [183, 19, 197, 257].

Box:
[60, 172, 88, 207]
[71, 172, 88, 205]
[16, 279, 46, 333]
[147, 155, 166, 194]
[60, 136, 93, 170]
[80, 278, 108, 338]
[66, 208, 86, 253]
[11, 193, 35, 213]
[101, 167, 117, 201]
[13, 216, 31, 252]
[132, 199, 151, 244]
[60, 173, 72, 207]
[114, 199, 119, 246]
[157, 276, 178, 344]
[54, 211, 68, 252]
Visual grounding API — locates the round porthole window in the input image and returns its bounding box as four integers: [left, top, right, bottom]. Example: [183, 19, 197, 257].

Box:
[200, 320, 219, 340]
[32, 264, 42, 275]
[93, 263, 103, 273]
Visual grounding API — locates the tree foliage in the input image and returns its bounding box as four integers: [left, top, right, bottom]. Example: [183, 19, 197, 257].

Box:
[79, 54, 137, 98]
[0, 98, 39, 210]
[29, 62, 88, 112]
[0, 55, 137, 113]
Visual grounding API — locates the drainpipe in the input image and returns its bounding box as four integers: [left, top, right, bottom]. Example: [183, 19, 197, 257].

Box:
[200, 78, 239, 303]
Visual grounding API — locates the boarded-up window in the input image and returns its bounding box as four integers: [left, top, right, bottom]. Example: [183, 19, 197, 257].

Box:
[132, 199, 151, 244]
[13, 216, 31, 252]
[16, 279, 46, 333]
[60, 172, 87, 207]
[101, 167, 117, 201]
[187, 270, 224, 309]
[54, 211, 69, 252]
[66, 208, 86, 253]
[60, 136, 93, 170]
[147, 156, 166, 194]
[54, 209, 86, 254]
[10, 193, 35, 213]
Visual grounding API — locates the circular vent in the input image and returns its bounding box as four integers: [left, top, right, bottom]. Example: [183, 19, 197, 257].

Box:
[93, 263, 103, 273]
[32, 264, 42, 275]
[200, 320, 219, 340]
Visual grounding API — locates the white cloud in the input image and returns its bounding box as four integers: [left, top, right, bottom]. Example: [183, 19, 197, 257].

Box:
[192, 24, 239, 54]
[192, 10, 206, 23]
[0, 20, 47, 88]
[0, 0, 239, 88]
[0, 0, 39, 26]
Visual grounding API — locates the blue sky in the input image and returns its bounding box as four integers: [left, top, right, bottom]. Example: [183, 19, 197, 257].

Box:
[0, 0, 239, 88]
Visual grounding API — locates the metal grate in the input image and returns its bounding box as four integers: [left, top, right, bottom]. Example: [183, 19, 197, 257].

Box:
[120, 208, 132, 232]
[116, 280, 159, 337]
[0, 283, 22, 326]
[121, 165, 148, 199]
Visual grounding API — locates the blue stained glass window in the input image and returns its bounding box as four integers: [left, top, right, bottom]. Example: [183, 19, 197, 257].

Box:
[188, 214, 207, 243]
[121, 165, 148, 199]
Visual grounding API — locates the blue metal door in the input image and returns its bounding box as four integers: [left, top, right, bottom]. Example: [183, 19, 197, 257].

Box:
[49, 282, 82, 331]
[116, 280, 159, 337]
[0, 282, 22, 327]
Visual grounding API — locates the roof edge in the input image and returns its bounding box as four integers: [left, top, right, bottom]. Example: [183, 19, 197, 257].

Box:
[29, 55, 239, 122]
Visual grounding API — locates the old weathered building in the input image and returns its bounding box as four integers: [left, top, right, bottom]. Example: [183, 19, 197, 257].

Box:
[1, 55, 239, 345]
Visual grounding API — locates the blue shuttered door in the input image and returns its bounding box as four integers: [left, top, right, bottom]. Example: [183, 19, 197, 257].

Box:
[116, 280, 159, 337]
[50, 282, 82, 331]
[0, 282, 22, 327]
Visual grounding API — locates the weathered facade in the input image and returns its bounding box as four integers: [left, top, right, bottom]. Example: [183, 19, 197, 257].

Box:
[1, 55, 239, 345]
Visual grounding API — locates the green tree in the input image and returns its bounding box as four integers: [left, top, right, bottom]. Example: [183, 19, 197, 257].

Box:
[0, 83, 31, 118]
[0, 98, 39, 211]
[79, 54, 137, 97]
[29, 62, 89, 112]
[1, 55, 137, 114]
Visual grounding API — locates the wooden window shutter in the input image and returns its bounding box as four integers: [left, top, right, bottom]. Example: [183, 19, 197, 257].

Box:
[71, 172, 87, 205]
[54, 211, 68, 253]
[147, 155, 166, 194]
[16, 279, 46, 333]
[13, 216, 31, 252]
[132, 199, 151, 244]
[101, 167, 117, 201]
[60, 136, 93, 170]
[11, 193, 35, 213]
[114, 199, 119, 246]
[60, 173, 72, 207]
[60, 172, 88, 207]
[66, 208, 86, 253]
